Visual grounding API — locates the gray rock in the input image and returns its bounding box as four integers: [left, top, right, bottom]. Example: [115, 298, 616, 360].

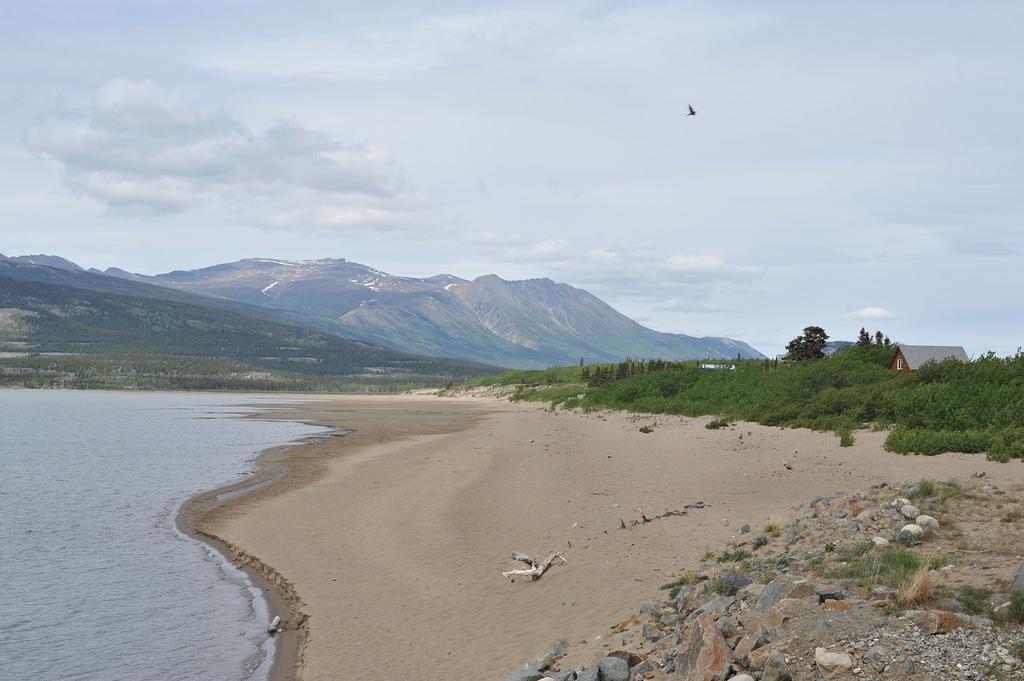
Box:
[639, 601, 664, 614]
[501, 672, 546, 681]
[854, 508, 875, 522]
[1011, 561, 1024, 594]
[871, 585, 898, 600]
[896, 528, 920, 545]
[575, 667, 599, 681]
[959, 613, 994, 627]
[716, 615, 741, 638]
[815, 583, 847, 602]
[631, 659, 654, 675]
[674, 585, 696, 612]
[659, 613, 679, 626]
[597, 656, 629, 681]
[815, 648, 853, 679]
[687, 595, 735, 620]
[547, 672, 583, 681]
[521, 638, 570, 673]
[739, 523, 751, 534]
[916, 514, 939, 533]
[863, 645, 888, 671]
[755, 576, 813, 611]
[762, 650, 793, 681]
[900, 503, 921, 519]
[737, 582, 765, 604]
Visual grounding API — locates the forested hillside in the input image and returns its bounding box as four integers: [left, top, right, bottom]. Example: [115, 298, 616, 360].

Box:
[0, 261, 497, 390]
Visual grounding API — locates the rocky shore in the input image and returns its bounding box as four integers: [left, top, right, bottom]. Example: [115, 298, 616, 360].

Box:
[503, 479, 1024, 681]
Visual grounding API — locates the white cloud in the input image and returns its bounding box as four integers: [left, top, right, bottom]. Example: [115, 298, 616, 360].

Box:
[665, 254, 762, 280]
[845, 307, 894, 319]
[498, 239, 572, 262]
[487, 237, 762, 291]
[26, 79, 427, 230]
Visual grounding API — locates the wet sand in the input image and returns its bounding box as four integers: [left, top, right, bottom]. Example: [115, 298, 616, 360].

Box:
[196, 395, 1024, 680]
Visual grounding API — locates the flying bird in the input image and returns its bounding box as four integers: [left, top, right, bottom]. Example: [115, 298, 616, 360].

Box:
[687, 105, 696, 116]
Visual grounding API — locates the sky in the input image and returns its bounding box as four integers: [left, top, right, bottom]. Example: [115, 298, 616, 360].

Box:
[1, 1, 1022, 356]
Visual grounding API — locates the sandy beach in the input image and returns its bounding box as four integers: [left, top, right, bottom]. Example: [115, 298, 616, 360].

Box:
[196, 395, 1024, 680]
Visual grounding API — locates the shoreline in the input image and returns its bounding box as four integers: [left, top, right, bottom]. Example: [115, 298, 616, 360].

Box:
[176, 401, 344, 681]
[191, 395, 1024, 680]
[177, 394, 492, 681]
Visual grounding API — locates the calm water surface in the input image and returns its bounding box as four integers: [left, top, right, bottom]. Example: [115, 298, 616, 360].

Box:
[0, 390, 328, 681]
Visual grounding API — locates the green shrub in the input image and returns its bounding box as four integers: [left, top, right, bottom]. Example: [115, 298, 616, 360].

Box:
[476, 348, 1024, 460]
[988, 430, 1024, 462]
[667, 572, 698, 599]
[708, 572, 752, 596]
[717, 548, 750, 562]
[706, 417, 732, 430]
[996, 591, 1024, 624]
[956, 586, 992, 615]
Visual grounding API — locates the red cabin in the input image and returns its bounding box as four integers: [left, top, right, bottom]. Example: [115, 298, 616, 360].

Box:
[888, 345, 969, 374]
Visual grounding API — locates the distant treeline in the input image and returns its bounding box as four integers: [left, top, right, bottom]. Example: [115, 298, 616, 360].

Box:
[0, 272, 497, 384]
[471, 344, 1024, 461]
[0, 353, 428, 393]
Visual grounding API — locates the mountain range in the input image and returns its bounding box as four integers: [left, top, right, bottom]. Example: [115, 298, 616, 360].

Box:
[1, 253, 763, 369]
[0, 255, 494, 386]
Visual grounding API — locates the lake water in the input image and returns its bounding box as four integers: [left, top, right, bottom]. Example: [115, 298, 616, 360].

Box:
[0, 390, 328, 681]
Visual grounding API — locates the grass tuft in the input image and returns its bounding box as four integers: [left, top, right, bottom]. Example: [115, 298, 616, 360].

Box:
[829, 546, 944, 589]
[909, 479, 965, 507]
[956, 585, 993, 615]
[996, 591, 1024, 624]
[896, 564, 934, 607]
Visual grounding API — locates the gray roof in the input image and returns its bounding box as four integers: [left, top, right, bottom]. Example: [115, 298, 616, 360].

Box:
[897, 345, 969, 370]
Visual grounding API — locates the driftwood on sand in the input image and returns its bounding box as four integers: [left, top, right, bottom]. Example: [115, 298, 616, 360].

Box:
[502, 551, 567, 580]
[620, 501, 709, 529]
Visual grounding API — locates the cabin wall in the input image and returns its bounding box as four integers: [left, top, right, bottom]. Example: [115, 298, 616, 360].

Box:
[888, 349, 912, 374]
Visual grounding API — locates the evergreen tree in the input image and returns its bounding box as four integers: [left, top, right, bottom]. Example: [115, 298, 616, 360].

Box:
[615, 361, 629, 380]
[875, 331, 884, 346]
[857, 328, 872, 347]
[785, 326, 829, 361]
